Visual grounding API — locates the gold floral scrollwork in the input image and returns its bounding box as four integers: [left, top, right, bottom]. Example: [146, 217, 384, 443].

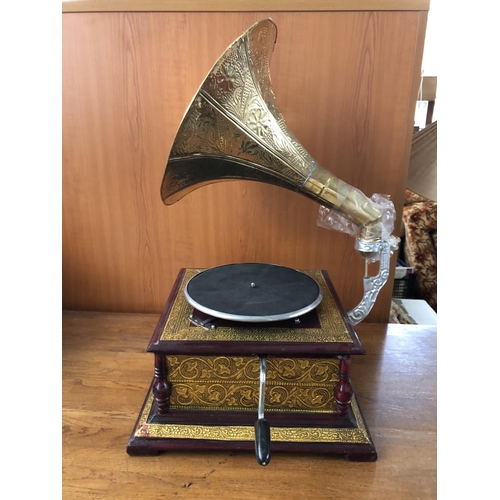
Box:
[167, 355, 339, 413]
[135, 390, 370, 445]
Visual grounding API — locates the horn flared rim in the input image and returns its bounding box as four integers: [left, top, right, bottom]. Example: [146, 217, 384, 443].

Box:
[160, 19, 277, 205]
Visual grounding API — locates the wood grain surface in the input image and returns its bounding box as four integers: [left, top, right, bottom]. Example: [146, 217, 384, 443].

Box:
[62, 0, 431, 13]
[62, 311, 437, 499]
[62, 11, 427, 321]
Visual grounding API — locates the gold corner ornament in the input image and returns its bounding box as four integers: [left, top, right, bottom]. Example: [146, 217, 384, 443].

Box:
[135, 391, 370, 445]
[160, 269, 352, 343]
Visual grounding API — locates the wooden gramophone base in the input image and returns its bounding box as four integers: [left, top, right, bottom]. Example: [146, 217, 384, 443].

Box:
[127, 268, 377, 463]
[127, 382, 377, 461]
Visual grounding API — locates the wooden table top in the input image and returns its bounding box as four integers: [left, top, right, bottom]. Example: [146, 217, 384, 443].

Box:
[62, 311, 436, 499]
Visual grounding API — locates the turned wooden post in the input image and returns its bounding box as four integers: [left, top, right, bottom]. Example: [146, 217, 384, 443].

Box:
[334, 356, 352, 416]
[153, 354, 171, 414]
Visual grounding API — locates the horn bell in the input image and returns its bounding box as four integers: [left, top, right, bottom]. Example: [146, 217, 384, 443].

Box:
[161, 19, 381, 228]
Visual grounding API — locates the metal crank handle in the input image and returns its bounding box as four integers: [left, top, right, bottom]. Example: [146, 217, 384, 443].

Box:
[254, 355, 271, 466]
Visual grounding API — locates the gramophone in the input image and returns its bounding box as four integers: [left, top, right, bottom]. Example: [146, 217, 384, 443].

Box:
[127, 19, 398, 465]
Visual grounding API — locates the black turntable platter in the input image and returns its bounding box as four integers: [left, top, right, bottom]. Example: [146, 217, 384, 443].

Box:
[184, 263, 323, 322]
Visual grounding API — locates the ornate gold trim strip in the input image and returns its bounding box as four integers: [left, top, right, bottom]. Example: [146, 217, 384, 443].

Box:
[135, 390, 370, 444]
[160, 269, 352, 343]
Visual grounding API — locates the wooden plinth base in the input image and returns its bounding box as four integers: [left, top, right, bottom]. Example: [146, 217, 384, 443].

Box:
[127, 381, 377, 462]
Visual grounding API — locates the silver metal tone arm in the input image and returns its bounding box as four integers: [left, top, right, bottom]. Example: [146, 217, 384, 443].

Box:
[347, 239, 391, 325]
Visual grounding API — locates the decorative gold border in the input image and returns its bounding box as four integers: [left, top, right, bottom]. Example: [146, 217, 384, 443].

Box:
[160, 269, 352, 343]
[134, 390, 370, 444]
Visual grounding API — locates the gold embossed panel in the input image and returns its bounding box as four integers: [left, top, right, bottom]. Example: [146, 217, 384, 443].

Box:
[135, 391, 370, 445]
[167, 355, 339, 413]
[161, 269, 352, 343]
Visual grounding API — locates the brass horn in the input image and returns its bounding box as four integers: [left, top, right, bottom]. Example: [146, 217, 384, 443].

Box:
[160, 19, 382, 236]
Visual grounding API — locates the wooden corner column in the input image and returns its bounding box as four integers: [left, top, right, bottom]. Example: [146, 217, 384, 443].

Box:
[152, 354, 171, 414]
[334, 357, 353, 416]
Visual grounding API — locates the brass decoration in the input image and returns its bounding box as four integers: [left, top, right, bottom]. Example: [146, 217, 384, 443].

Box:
[161, 19, 382, 231]
[167, 355, 339, 412]
[135, 390, 370, 444]
[160, 269, 352, 343]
